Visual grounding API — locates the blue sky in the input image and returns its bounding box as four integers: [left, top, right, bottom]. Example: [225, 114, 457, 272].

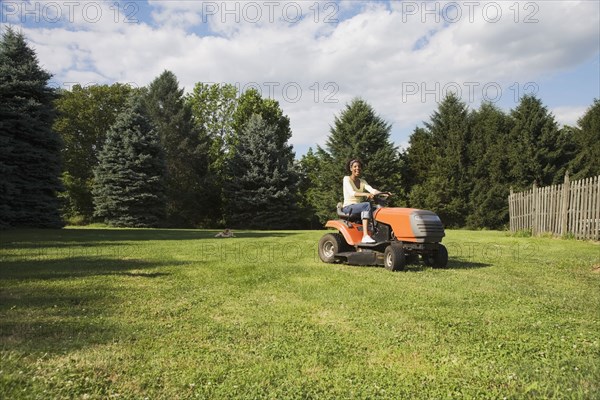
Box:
[2, 0, 599, 156]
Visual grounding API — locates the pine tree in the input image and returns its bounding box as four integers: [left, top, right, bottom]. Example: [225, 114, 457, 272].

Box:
[0, 27, 63, 228]
[508, 95, 563, 188]
[408, 93, 471, 227]
[326, 98, 402, 191]
[403, 127, 435, 191]
[93, 95, 165, 227]
[224, 114, 299, 229]
[466, 102, 513, 229]
[570, 99, 600, 179]
[144, 71, 209, 227]
[301, 98, 403, 225]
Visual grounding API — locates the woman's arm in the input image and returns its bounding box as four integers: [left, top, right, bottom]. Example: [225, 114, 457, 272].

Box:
[343, 177, 372, 201]
[364, 181, 381, 197]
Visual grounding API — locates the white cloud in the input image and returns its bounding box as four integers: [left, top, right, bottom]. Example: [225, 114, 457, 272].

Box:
[552, 105, 587, 128]
[147, 0, 204, 29]
[3, 0, 598, 151]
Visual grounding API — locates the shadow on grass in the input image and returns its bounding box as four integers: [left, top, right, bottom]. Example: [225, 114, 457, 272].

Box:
[446, 258, 492, 269]
[0, 256, 180, 355]
[348, 257, 492, 272]
[224, 231, 306, 239]
[0, 228, 305, 248]
[397, 257, 492, 272]
[0, 257, 182, 280]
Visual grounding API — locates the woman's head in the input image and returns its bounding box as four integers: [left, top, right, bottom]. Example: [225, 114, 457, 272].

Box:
[347, 158, 362, 172]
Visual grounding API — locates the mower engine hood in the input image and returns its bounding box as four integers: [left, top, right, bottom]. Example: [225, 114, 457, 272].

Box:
[375, 208, 445, 243]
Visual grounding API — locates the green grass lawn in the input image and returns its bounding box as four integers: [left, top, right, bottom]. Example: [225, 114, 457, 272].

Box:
[1, 228, 599, 399]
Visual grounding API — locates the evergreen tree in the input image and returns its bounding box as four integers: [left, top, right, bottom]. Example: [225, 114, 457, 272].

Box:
[93, 95, 165, 227]
[570, 99, 600, 179]
[409, 93, 471, 227]
[403, 127, 435, 192]
[144, 71, 209, 227]
[326, 98, 402, 192]
[466, 102, 513, 229]
[0, 27, 63, 228]
[300, 98, 403, 225]
[224, 114, 299, 229]
[508, 95, 563, 188]
[54, 83, 134, 222]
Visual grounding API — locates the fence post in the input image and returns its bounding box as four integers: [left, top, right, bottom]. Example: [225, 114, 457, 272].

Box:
[595, 175, 600, 240]
[532, 181, 538, 236]
[508, 186, 515, 233]
[561, 171, 570, 237]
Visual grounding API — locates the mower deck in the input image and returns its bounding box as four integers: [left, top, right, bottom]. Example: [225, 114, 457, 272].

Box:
[336, 250, 384, 266]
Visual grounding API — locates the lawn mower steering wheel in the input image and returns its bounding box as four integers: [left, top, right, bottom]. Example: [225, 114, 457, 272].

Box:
[372, 192, 392, 206]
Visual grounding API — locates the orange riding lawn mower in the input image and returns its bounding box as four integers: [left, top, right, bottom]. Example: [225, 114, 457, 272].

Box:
[318, 194, 448, 271]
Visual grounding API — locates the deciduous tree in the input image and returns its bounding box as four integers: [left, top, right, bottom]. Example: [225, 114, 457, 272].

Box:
[186, 82, 238, 225]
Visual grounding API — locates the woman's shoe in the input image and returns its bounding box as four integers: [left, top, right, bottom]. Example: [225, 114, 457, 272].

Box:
[361, 235, 376, 244]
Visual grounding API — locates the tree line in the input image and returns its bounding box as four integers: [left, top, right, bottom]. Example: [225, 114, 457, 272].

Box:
[2, 28, 599, 230]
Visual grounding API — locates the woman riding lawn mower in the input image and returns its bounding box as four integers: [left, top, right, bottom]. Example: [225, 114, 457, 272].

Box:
[318, 192, 449, 272]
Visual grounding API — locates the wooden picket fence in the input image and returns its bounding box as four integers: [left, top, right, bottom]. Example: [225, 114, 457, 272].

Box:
[508, 173, 600, 240]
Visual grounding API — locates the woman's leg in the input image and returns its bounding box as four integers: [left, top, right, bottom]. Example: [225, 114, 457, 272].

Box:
[342, 202, 375, 242]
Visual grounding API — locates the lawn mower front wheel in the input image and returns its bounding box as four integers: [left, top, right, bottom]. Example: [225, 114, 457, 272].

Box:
[318, 233, 346, 263]
[384, 244, 406, 271]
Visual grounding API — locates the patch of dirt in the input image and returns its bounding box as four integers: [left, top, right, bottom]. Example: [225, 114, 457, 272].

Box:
[592, 264, 600, 273]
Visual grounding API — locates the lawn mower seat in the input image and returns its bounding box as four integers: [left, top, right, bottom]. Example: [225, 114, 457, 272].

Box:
[336, 203, 362, 222]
